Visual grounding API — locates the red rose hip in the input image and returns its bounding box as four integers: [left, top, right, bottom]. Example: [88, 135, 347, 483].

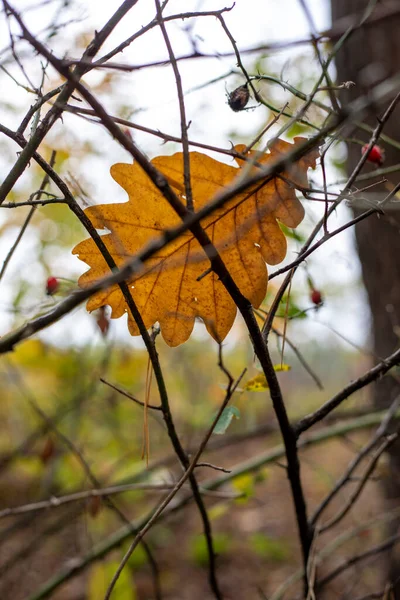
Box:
[311, 289, 323, 306]
[46, 276, 59, 295]
[361, 144, 385, 166]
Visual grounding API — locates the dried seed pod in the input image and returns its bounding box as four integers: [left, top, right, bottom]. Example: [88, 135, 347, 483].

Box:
[96, 306, 110, 336]
[227, 85, 250, 112]
[87, 495, 102, 518]
[40, 437, 55, 464]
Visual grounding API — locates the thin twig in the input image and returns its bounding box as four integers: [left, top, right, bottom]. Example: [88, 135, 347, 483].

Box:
[103, 368, 246, 600]
[0, 481, 239, 519]
[317, 533, 400, 591]
[311, 396, 400, 526]
[295, 346, 400, 436]
[100, 378, 162, 411]
[272, 326, 324, 390]
[0, 0, 140, 205]
[156, 0, 193, 211]
[0, 150, 56, 282]
[318, 433, 398, 533]
[263, 91, 400, 336]
[7, 361, 162, 598]
[27, 408, 400, 600]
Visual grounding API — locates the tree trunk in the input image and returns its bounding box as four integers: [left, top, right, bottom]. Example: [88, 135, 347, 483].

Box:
[332, 0, 400, 593]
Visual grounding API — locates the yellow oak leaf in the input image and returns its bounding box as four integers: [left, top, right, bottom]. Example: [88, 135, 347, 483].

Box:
[73, 138, 319, 346]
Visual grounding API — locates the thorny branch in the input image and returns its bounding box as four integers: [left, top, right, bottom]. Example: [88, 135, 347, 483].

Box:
[1, 1, 400, 599]
[3, 7, 321, 587]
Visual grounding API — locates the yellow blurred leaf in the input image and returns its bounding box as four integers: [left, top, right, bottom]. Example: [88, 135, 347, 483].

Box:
[244, 373, 269, 392]
[233, 472, 255, 503]
[208, 502, 230, 521]
[273, 363, 291, 372]
[73, 139, 318, 346]
[88, 560, 136, 600]
[244, 364, 291, 391]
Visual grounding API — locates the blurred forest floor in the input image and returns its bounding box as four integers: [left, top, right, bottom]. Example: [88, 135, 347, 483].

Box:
[0, 336, 389, 599]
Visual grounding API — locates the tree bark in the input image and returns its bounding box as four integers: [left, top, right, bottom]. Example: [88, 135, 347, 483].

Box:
[332, 0, 400, 594]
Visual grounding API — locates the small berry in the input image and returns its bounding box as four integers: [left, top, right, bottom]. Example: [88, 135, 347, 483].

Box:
[46, 276, 59, 295]
[361, 144, 385, 166]
[311, 289, 323, 306]
[227, 85, 250, 112]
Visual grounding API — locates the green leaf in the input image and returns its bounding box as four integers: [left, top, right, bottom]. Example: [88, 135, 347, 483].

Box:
[208, 502, 230, 521]
[277, 298, 308, 320]
[287, 121, 310, 138]
[249, 533, 290, 561]
[233, 472, 255, 504]
[213, 406, 240, 434]
[331, 157, 346, 172]
[125, 542, 148, 569]
[268, 292, 308, 321]
[87, 560, 136, 600]
[279, 223, 306, 243]
[190, 533, 231, 566]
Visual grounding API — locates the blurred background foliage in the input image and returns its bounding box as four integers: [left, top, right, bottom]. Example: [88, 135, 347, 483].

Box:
[0, 330, 379, 599]
[0, 0, 386, 598]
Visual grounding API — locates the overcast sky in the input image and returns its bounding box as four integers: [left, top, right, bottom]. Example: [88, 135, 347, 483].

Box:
[0, 0, 369, 353]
